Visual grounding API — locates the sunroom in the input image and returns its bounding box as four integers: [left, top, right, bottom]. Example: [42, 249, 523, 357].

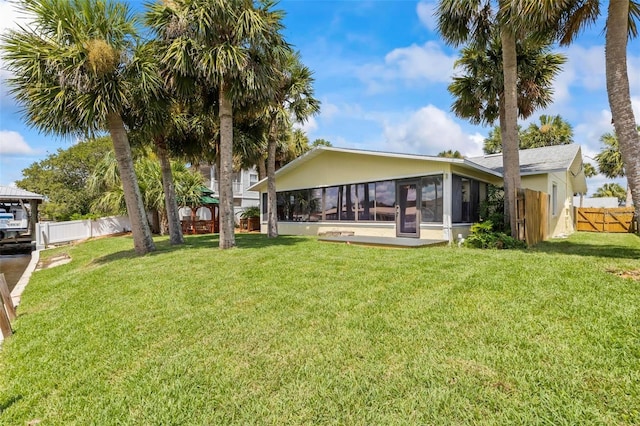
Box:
[248, 147, 502, 242]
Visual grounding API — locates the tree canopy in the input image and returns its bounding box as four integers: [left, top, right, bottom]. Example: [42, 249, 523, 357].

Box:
[16, 137, 113, 221]
[2, 0, 159, 254]
[437, 150, 463, 158]
[483, 115, 573, 154]
[593, 182, 626, 204]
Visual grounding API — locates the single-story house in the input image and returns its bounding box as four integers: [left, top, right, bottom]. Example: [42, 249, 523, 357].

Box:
[248, 144, 587, 242]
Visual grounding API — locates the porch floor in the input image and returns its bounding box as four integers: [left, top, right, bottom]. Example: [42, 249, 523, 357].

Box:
[318, 235, 449, 248]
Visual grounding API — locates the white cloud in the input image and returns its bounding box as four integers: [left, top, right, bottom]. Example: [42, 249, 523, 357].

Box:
[550, 45, 604, 108]
[632, 96, 640, 121]
[554, 44, 640, 105]
[0, 0, 26, 34]
[384, 41, 455, 83]
[574, 109, 613, 157]
[0, 130, 37, 155]
[381, 105, 484, 156]
[628, 53, 640, 94]
[320, 101, 340, 120]
[356, 41, 456, 93]
[416, 1, 437, 32]
[294, 116, 318, 135]
[1, 0, 32, 104]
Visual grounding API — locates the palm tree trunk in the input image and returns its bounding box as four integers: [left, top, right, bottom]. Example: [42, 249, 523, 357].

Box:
[267, 118, 279, 238]
[258, 158, 267, 181]
[500, 26, 522, 238]
[106, 113, 155, 254]
[219, 84, 236, 249]
[606, 2, 640, 219]
[155, 136, 184, 245]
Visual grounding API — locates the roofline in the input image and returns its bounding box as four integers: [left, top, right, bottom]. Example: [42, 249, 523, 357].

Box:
[461, 159, 503, 178]
[247, 146, 503, 192]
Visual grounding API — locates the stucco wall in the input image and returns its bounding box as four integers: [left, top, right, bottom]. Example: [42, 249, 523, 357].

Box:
[521, 171, 575, 237]
[268, 151, 455, 191]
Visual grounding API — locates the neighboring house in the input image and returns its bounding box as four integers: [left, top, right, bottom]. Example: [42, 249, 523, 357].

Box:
[248, 144, 588, 242]
[194, 165, 260, 222]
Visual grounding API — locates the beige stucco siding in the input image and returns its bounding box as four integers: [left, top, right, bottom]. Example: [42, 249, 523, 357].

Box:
[521, 171, 575, 237]
[262, 151, 455, 191]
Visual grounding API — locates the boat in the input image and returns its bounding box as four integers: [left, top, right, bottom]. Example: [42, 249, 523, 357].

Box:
[0, 206, 30, 240]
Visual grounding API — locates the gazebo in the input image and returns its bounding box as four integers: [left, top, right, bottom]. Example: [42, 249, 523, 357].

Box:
[180, 186, 219, 235]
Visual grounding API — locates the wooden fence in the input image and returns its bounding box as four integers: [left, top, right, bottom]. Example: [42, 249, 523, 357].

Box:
[0, 273, 17, 340]
[516, 189, 548, 246]
[575, 207, 636, 233]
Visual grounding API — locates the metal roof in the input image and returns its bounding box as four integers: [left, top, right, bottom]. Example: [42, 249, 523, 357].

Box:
[0, 185, 45, 201]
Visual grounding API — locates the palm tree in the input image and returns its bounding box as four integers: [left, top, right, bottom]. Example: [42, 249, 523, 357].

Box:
[146, 0, 290, 249]
[583, 162, 598, 178]
[593, 183, 627, 205]
[437, 1, 561, 237]
[450, 33, 565, 157]
[520, 115, 574, 149]
[1, 0, 157, 254]
[605, 1, 640, 213]
[260, 51, 320, 238]
[89, 151, 205, 230]
[124, 41, 186, 245]
[538, 0, 639, 212]
[594, 127, 640, 206]
[449, 36, 565, 131]
[437, 150, 463, 158]
[595, 132, 625, 180]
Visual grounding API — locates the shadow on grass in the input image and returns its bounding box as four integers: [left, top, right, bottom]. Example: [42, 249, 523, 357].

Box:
[0, 394, 22, 413]
[532, 236, 640, 260]
[91, 233, 307, 265]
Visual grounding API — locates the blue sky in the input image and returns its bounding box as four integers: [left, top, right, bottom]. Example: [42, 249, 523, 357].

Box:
[1, 0, 639, 195]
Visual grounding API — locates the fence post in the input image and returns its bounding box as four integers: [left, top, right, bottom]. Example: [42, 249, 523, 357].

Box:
[0, 300, 12, 339]
[43, 222, 50, 248]
[0, 274, 17, 321]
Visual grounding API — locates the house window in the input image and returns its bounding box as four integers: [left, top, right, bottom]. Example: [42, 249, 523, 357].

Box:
[249, 173, 258, 185]
[309, 189, 323, 222]
[324, 187, 339, 220]
[552, 183, 558, 216]
[355, 183, 375, 221]
[375, 181, 396, 221]
[452, 174, 485, 223]
[277, 190, 311, 221]
[421, 175, 443, 223]
[261, 193, 267, 220]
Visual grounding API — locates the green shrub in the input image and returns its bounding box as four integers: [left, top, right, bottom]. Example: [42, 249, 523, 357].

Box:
[464, 220, 526, 249]
[69, 212, 100, 221]
[240, 206, 261, 219]
[479, 185, 507, 233]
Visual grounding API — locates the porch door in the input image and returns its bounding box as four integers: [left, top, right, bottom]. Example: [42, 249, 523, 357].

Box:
[396, 180, 420, 238]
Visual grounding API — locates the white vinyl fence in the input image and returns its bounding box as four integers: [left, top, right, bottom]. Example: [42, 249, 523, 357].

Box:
[35, 216, 131, 249]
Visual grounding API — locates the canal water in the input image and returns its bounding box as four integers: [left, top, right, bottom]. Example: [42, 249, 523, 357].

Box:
[0, 254, 31, 292]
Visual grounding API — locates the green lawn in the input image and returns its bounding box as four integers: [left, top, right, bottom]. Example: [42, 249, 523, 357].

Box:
[1, 232, 639, 424]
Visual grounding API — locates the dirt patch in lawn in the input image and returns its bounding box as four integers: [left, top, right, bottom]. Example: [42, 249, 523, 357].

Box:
[607, 268, 640, 281]
[37, 254, 72, 270]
